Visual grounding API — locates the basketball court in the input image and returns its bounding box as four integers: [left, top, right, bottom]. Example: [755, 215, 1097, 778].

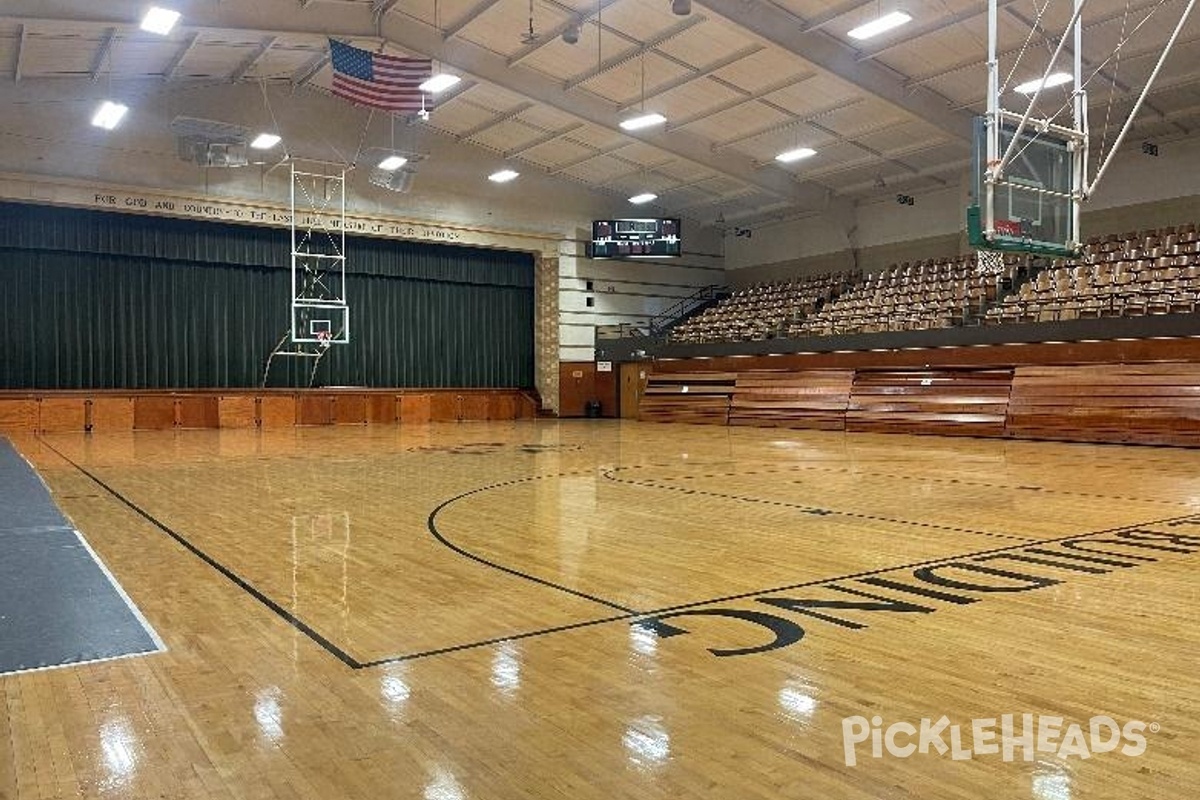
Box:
[2, 0, 1200, 797]
[1, 422, 1196, 798]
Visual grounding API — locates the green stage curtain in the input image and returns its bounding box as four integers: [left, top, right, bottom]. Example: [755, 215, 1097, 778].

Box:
[0, 203, 534, 389]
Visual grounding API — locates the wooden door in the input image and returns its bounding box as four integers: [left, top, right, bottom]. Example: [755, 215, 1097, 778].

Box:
[558, 362, 596, 417]
[619, 362, 648, 418]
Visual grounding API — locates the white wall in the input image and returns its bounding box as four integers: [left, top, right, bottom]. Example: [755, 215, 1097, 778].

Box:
[725, 133, 1200, 273]
[557, 232, 724, 362]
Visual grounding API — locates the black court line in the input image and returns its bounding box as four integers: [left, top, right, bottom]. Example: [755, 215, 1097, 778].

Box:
[425, 474, 638, 614]
[599, 466, 1036, 542]
[361, 506, 1200, 666]
[648, 461, 1199, 508]
[38, 437, 364, 670]
[39, 436, 1200, 669]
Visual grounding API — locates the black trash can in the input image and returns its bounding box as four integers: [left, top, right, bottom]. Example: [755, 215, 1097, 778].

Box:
[584, 399, 602, 418]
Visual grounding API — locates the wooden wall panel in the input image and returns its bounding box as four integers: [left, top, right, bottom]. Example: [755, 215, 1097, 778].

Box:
[429, 394, 461, 422]
[399, 394, 432, 424]
[178, 396, 220, 429]
[730, 371, 854, 430]
[639, 373, 736, 425]
[90, 397, 134, 432]
[334, 394, 367, 425]
[847, 370, 1014, 437]
[488, 394, 516, 421]
[1007, 364, 1200, 446]
[0, 399, 38, 434]
[367, 395, 398, 424]
[259, 396, 296, 428]
[218, 396, 258, 428]
[133, 396, 177, 430]
[298, 395, 335, 426]
[462, 395, 491, 421]
[37, 398, 87, 433]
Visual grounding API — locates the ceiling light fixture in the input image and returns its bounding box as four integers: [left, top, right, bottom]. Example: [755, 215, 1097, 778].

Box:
[671, 0, 692, 15]
[629, 192, 658, 204]
[250, 133, 282, 150]
[620, 112, 667, 131]
[140, 7, 181, 35]
[489, 169, 520, 183]
[420, 74, 461, 93]
[847, 11, 912, 40]
[378, 155, 408, 171]
[91, 101, 129, 130]
[1014, 72, 1073, 95]
[776, 147, 817, 163]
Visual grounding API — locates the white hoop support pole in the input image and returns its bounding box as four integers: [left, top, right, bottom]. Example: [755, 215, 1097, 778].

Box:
[994, 0, 1093, 180]
[1087, 0, 1197, 197]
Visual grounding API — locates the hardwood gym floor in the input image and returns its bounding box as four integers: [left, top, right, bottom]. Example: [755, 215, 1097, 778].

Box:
[2, 421, 1198, 799]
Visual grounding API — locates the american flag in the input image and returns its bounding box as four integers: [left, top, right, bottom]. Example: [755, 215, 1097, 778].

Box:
[328, 39, 433, 114]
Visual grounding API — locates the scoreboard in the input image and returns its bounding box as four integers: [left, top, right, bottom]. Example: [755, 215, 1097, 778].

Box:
[590, 218, 681, 258]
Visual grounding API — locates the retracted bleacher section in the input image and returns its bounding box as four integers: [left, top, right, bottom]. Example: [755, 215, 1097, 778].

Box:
[638, 373, 736, 424]
[639, 363, 1200, 446]
[1008, 364, 1200, 446]
[729, 370, 853, 430]
[846, 369, 1013, 437]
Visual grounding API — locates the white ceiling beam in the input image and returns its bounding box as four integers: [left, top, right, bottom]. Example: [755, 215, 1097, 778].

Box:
[906, 0, 1175, 89]
[0, 2, 825, 208]
[89, 27, 117, 82]
[692, 0, 974, 142]
[800, 0, 873, 33]
[548, 141, 632, 175]
[666, 73, 816, 130]
[442, 0, 506, 40]
[711, 97, 864, 151]
[164, 33, 201, 81]
[507, 0, 624, 67]
[289, 50, 328, 87]
[617, 44, 763, 113]
[503, 122, 585, 157]
[230, 36, 277, 83]
[839, 158, 972, 195]
[856, 0, 1025, 61]
[1001, 7, 1177, 127]
[13, 24, 25, 83]
[563, 16, 706, 91]
[457, 101, 535, 140]
[373, 0, 404, 17]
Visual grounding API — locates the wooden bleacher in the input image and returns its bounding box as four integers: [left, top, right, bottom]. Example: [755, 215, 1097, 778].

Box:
[729, 370, 853, 430]
[846, 369, 1014, 437]
[1007, 364, 1200, 446]
[641, 356, 1200, 447]
[639, 372, 736, 424]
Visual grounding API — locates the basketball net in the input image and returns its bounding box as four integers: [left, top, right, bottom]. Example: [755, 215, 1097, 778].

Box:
[975, 248, 1006, 275]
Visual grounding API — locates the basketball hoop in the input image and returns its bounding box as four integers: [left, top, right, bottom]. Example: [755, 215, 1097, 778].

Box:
[316, 330, 332, 348]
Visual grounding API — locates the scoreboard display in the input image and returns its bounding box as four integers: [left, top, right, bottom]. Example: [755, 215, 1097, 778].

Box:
[590, 218, 681, 258]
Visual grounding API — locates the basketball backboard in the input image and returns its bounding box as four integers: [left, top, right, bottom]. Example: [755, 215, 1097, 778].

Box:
[968, 114, 1082, 257]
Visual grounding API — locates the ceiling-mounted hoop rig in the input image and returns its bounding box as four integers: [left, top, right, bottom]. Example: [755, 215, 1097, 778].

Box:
[967, 0, 1196, 259]
[262, 159, 352, 389]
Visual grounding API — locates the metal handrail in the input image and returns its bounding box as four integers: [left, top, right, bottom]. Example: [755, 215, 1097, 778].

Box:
[648, 284, 724, 335]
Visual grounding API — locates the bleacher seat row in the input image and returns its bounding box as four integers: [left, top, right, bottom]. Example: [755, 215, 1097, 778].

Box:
[668, 222, 1199, 344]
